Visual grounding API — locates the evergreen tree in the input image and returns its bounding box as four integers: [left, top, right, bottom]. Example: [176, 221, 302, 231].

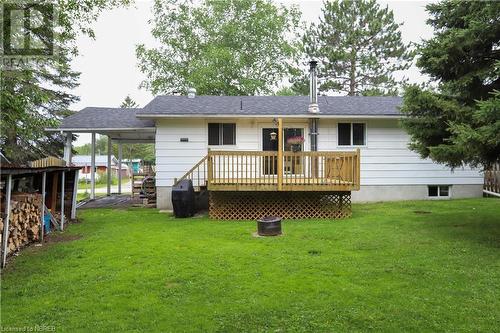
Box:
[401, 1, 500, 168]
[136, 0, 301, 96]
[121, 95, 139, 108]
[0, 0, 130, 164]
[303, 0, 413, 96]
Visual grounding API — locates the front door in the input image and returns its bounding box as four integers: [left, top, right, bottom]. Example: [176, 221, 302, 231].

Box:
[262, 128, 304, 175]
[262, 128, 278, 175]
[283, 128, 304, 174]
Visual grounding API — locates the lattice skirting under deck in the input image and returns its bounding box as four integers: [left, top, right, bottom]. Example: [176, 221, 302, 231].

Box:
[209, 191, 351, 220]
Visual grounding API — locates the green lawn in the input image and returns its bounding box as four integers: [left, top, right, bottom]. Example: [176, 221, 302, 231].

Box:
[2, 199, 499, 332]
[78, 178, 131, 190]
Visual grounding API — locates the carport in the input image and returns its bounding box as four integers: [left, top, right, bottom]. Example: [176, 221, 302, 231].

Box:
[47, 107, 155, 199]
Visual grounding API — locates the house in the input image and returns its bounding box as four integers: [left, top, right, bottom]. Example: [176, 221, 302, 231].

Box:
[72, 155, 129, 179]
[49, 62, 483, 218]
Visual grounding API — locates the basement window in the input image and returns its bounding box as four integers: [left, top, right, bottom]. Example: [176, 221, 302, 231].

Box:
[428, 185, 450, 198]
[338, 123, 366, 146]
[208, 123, 236, 145]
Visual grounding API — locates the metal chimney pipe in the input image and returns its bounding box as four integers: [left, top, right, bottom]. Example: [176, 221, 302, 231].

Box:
[308, 60, 319, 113]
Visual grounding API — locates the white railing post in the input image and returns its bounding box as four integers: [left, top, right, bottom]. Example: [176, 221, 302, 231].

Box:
[2, 175, 13, 267]
[40, 172, 46, 243]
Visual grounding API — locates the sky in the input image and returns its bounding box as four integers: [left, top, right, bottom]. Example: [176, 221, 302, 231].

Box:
[71, 0, 436, 146]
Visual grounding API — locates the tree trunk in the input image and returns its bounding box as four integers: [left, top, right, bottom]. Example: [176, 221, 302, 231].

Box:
[349, 51, 356, 96]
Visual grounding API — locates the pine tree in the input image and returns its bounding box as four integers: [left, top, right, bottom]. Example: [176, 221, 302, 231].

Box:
[401, 1, 500, 168]
[0, 1, 130, 164]
[121, 95, 139, 108]
[303, 0, 413, 96]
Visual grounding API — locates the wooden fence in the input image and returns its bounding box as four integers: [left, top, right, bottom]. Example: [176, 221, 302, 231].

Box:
[484, 163, 500, 195]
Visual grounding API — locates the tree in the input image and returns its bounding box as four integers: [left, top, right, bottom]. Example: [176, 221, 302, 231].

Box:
[121, 95, 139, 108]
[401, 1, 500, 169]
[136, 0, 301, 96]
[0, 1, 130, 164]
[303, 0, 413, 96]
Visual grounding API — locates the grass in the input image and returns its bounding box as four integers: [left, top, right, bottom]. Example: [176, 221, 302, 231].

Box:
[1, 198, 499, 332]
[78, 178, 130, 190]
[76, 192, 106, 202]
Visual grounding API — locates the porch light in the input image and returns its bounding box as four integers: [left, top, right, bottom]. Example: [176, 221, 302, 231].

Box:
[270, 131, 277, 141]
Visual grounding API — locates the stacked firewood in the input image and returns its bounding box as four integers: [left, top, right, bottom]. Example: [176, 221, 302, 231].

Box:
[0, 194, 42, 254]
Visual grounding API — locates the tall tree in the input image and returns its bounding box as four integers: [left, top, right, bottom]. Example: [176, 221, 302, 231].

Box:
[0, 0, 130, 164]
[136, 0, 301, 96]
[303, 0, 413, 96]
[121, 95, 139, 108]
[401, 1, 500, 169]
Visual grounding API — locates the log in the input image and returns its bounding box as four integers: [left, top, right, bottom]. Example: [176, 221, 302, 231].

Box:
[3, 193, 43, 255]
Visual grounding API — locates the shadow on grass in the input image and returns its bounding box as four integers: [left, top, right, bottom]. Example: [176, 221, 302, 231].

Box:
[410, 198, 500, 249]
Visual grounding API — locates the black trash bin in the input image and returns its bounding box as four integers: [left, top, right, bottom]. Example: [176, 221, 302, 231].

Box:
[172, 179, 195, 218]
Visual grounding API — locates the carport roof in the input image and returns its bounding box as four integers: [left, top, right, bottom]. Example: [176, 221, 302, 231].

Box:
[58, 107, 155, 130]
[47, 107, 155, 143]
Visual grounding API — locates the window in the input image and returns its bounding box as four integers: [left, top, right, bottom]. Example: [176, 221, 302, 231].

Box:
[208, 123, 236, 145]
[338, 123, 366, 146]
[428, 185, 450, 198]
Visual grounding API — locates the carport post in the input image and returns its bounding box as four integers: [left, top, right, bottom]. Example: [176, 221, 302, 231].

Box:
[60, 171, 65, 231]
[1, 175, 13, 268]
[107, 136, 112, 196]
[63, 132, 72, 165]
[71, 170, 79, 219]
[118, 142, 123, 194]
[90, 133, 96, 200]
[40, 172, 46, 243]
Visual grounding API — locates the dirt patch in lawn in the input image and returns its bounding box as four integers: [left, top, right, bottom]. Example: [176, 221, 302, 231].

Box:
[414, 210, 432, 215]
[44, 234, 83, 244]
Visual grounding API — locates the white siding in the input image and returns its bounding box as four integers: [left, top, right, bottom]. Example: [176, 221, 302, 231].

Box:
[155, 118, 270, 186]
[155, 117, 483, 187]
[318, 118, 483, 186]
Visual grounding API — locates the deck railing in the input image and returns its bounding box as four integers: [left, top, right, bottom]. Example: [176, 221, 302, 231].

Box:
[207, 149, 360, 191]
[173, 155, 209, 190]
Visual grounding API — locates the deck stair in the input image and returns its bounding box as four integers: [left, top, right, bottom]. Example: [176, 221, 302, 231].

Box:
[173, 155, 209, 193]
[174, 155, 210, 210]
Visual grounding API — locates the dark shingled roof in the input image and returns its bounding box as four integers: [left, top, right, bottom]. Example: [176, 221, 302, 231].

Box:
[138, 95, 402, 116]
[60, 107, 155, 129]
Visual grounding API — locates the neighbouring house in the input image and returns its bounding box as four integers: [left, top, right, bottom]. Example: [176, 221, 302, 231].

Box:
[49, 62, 483, 218]
[72, 155, 129, 180]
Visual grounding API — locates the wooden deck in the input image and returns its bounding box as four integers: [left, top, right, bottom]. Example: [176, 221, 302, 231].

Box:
[210, 177, 355, 191]
[175, 150, 361, 192]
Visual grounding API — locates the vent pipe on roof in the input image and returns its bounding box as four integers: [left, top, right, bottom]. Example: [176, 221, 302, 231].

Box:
[308, 59, 319, 153]
[308, 59, 319, 114]
[187, 87, 196, 98]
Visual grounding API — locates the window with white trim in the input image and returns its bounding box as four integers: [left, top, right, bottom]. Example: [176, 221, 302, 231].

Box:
[428, 185, 450, 198]
[338, 123, 366, 146]
[208, 123, 236, 145]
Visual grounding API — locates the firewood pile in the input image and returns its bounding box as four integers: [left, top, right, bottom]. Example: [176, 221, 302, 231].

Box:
[0, 193, 42, 254]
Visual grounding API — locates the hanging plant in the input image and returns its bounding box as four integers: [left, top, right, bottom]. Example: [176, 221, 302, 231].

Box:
[286, 136, 304, 145]
[287, 136, 304, 152]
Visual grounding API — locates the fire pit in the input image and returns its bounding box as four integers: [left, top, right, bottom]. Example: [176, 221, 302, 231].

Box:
[257, 216, 282, 236]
